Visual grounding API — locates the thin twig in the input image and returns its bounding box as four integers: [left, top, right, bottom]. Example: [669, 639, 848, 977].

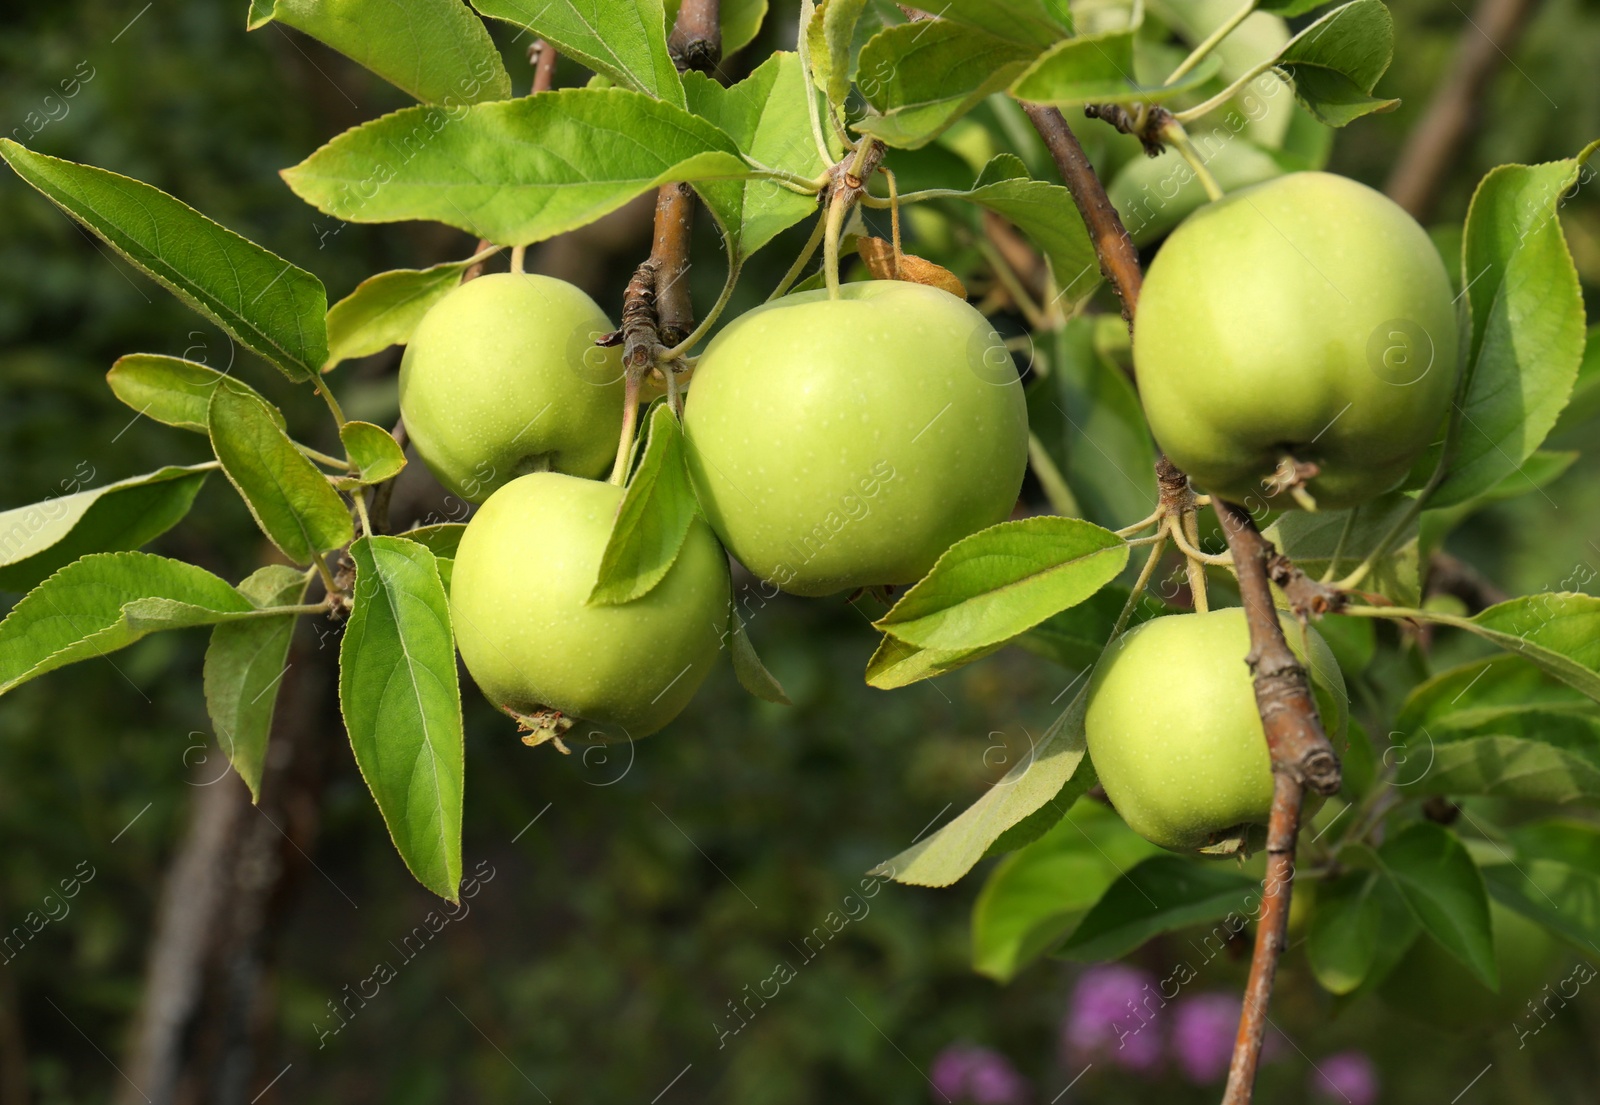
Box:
[1020, 103, 1143, 336]
[530, 39, 559, 94]
[1385, 0, 1542, 220]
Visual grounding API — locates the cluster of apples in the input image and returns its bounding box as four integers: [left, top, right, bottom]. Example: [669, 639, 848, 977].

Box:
[399, 277, 1029, 740]
[398, 171, 1457, 857]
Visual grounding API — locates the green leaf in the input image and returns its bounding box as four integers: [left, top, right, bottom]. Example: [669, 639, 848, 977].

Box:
[1483, 820, 1600, 949]
[0, 552, 257, 695]
[1551, 324, 1600, 436]
[106, 354, 287, 434]
[730, 609, 791, 704]
[920, 156, 1101, 303]
[863, 634, 1001, 690]
[1430, 142, 1598, 508]
[1407, 594, 1600, 704]
[1273, 0, 1399, 126]
[209, 387, 355, 566]
[338, 421, 407, 486]
[1308, 871, 1383, 995]
[1311, 866, 1419, 997]
[400, 523, 468, 560]
[855, 21, 1034, 149]
[683, 53, 828, 259]
[0, 140, 328, 381]
[1057, 854, 1259, 962]
[871, 690, 1095, 887]
[1008, 23, 1220, 108]
[281, 89, 751, 247]
[1261, 0, 1339, 14]
[1265, 492, 1419, 606]
[1375, 822, 1497, 989]
[324, 251, 490, 370]
[203, 565, 308, 802]
[0, 465, 211, 593]
[804, 0, 868, 112]
[340, 536, 464, 901]
[589, 404, 699, 605]
[665, 0, 768, 56]
[471, 0, 683, 105]
[927, 0, 1072, 49]
[972, 800, 1160, 981]
[1398, 654, 1584, 733]
[874, 516, 1128, 652]
[249, 0, 511, 106]
[1026, 318, 1157, 530]
[1403, 734, 1600, 804]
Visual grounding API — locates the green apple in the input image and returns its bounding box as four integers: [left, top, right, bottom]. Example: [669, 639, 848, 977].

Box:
[399, 273, 624, 502]
[682, 281, 1029, 597]
[450, 472, 729, 737]
[1085, 607, 1347, 852]
[1134, 172, 1459, 510]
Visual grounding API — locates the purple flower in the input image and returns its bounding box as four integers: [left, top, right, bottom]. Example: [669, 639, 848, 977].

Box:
[929, 1043, 1029, 1104]
[1062, 964, 1164, 1072]
[1311, 1050, 1379, 1105]
[1169, 993, 1240, 1084]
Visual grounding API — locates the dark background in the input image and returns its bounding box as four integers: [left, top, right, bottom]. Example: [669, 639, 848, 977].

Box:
[1, 1, 1598, 1102]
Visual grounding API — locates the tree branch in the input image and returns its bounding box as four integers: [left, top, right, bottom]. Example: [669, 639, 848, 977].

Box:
[668, 0, 721, 75]
[1020, 103, 1143, 331]
[529, 39, 559, 95]
[1223, 769, 1301, 1105]
[1384, 0, 1542, 221]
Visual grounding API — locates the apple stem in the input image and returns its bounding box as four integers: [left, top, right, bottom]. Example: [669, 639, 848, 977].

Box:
[1166, 0, 1257, 87]
[1108, 529, 1169, 639]
[609, 372, 642, 486]
[768, 211, 827, 301]
[510, 244, 526, 273]
[1181, 510, 1210, 612]
[822, 186, 849, 301]
[1160, 119, 1224, 203]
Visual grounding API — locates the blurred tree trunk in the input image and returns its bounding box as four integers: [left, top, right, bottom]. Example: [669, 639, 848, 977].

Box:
[116, 622, 331, 1105]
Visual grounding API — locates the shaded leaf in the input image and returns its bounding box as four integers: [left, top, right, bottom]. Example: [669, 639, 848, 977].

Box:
[0, 465, 211, 592]
[209, 387, 354, 565]
[0, 553, 256, 695]
[401, 523, 467, 560]
[1009, 24, 1220, 108]
[1057, 855, 1259, 962]
[282, 89, 750, 247]
[1483, 820, 1600, 950]
[864, 633, 1001, 690]
[589, 404, 698, 605]
[0, 140, 327, 380]
[1376, 822, 1497, 989]
[1431, 141, 1597, 507]
[203, 565, 308, 801]
[855, 21, 1033, 149]
[107, 354, 286, 433]
[1406, 593, 1600, 704]
[1266, 492, 1418, 605]
[872, 690, 1095, 887]
[324, 251, 492, 370]
[804, 0, 868, 112]
[875, 516, 1128, 652]
[972, 800, 1159, 981]
[338, 421, 407, 486]
[473, 0, 683, 105]
[1274, 0, 1399, 126]
[340, 536, 463, 900]
[249, 0, 511, 105]
[683, 53, 827, 260]
[1308, 870, 1384, 994]
[730, 609, 791, 704]
[927, 0, 1072, 49]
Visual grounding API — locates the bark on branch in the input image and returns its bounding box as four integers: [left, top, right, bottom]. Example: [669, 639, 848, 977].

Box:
[1020, 103, 1143, 330]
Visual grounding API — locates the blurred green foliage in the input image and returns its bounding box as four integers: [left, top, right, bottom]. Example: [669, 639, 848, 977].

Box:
[1, 1, 1599, 1102]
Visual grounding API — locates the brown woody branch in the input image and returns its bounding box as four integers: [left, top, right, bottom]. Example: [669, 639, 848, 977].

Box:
[529, 39, 559, 94]
[1020, 103, 1143, 331]
[1385, 0, 1542, 221]
[1214, 502, 1339, 1104]
[1025, 101, 1341, 1105]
